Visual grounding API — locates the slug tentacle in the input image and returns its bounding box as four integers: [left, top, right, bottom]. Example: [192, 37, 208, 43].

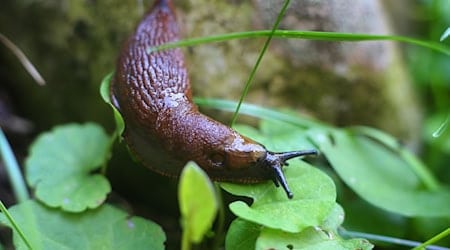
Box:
[264, 150, 319, 199]
[110, 0, 318, 199]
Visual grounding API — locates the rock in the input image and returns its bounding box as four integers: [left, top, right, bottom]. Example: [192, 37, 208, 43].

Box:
[0, 0, 421, 145]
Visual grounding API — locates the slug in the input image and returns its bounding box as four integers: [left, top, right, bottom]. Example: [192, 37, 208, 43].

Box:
[110, 0, 317, 199]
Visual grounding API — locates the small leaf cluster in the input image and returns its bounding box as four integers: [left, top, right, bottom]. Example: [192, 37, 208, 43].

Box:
[0, 123, 166, 250]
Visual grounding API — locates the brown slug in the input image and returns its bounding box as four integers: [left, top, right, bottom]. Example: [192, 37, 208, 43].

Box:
[110, 0, 317, 199]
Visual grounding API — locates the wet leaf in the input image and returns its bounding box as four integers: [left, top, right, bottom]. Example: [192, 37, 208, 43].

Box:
[26, 123, 111, 212]
[225, 218, 261, 250]
[256, 226, 373, 250]
[221, 161, 336, 233]
[0, 200, 166, 250]
[179, 162, 218, 243]
[315, 129, 450, 217]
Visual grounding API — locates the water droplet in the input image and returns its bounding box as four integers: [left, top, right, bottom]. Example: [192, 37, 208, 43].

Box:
[432, 115, 448, 138]
[127, 220, 135, 229]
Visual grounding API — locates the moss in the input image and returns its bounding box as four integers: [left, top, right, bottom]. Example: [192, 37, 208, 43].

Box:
[0, 0, 144, 129]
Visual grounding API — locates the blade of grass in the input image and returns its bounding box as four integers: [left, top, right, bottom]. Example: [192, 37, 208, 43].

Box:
[149, 30, 450, 56]
[412, 228, 450, 250]
[0, 128, 29, 202]
[0, 33, 46, 85]
[230, 0, 290, 127]
[195, 97, 327, 129]
[0, 130, 37, 249]
[0, 200, 33, 250]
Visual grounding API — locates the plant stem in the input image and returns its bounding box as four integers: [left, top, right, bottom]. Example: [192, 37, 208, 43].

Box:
[0, 33, 45, 85]
[339, 228, 449, 250]
[0, 128, 29, 202]
[211, 184, 225, 250]
[181, 222, 191, 250]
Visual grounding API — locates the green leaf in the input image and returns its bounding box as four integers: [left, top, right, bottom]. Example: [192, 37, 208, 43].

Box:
[25, 123, 111, 212]
[99, 72, 113, 105]
[256, 226, 373, 250]
[221, 161, 336, 233]
[225, 204, 371, 250]
[349, 126, 439, 190]
[320, 203, 345, 232]
[100, 72, 125, 137]
[0, 200, 166, 250]
[178, 162, 218, 245]
[0, 200, 32, 249]
[342, 198, 407, 238]
[256, 204, 372, 250]
[314, 129, 450, 217]
[225, 218, 261, 250]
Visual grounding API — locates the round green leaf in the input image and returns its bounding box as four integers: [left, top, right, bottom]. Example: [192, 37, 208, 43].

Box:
[221, 161, 336, 233]
[225, 204, 366, 250]
[257, 204, 373, 250]
[314, 129, 450, 217]
[0, 200, 166, 250]
[25, 123, 111, 212]
[256, 226, 373, 250]
[178, 161, 218, 243]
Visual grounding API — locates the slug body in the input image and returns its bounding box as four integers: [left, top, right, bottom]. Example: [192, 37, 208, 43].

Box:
[111, 0, 317, 198]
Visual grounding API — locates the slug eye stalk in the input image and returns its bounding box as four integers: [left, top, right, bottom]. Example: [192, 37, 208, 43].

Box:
[266, 149, 319, 199]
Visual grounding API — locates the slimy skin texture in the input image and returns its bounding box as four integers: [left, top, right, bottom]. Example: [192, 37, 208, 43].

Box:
[110, 0, 317, 198]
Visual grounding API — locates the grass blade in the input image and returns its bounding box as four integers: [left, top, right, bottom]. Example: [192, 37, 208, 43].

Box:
[150, 30, 450, 56]
[195, 98, 326, 129]
[412, 228, 450, 250]
[230, 0, 290, 127]
[0, 33, 45, 85]
[0, 128, 29, 202]
[0, 200, 33, 250]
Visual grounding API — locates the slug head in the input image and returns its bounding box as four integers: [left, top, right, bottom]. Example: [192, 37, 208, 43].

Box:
[204, 130, 318, 199]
